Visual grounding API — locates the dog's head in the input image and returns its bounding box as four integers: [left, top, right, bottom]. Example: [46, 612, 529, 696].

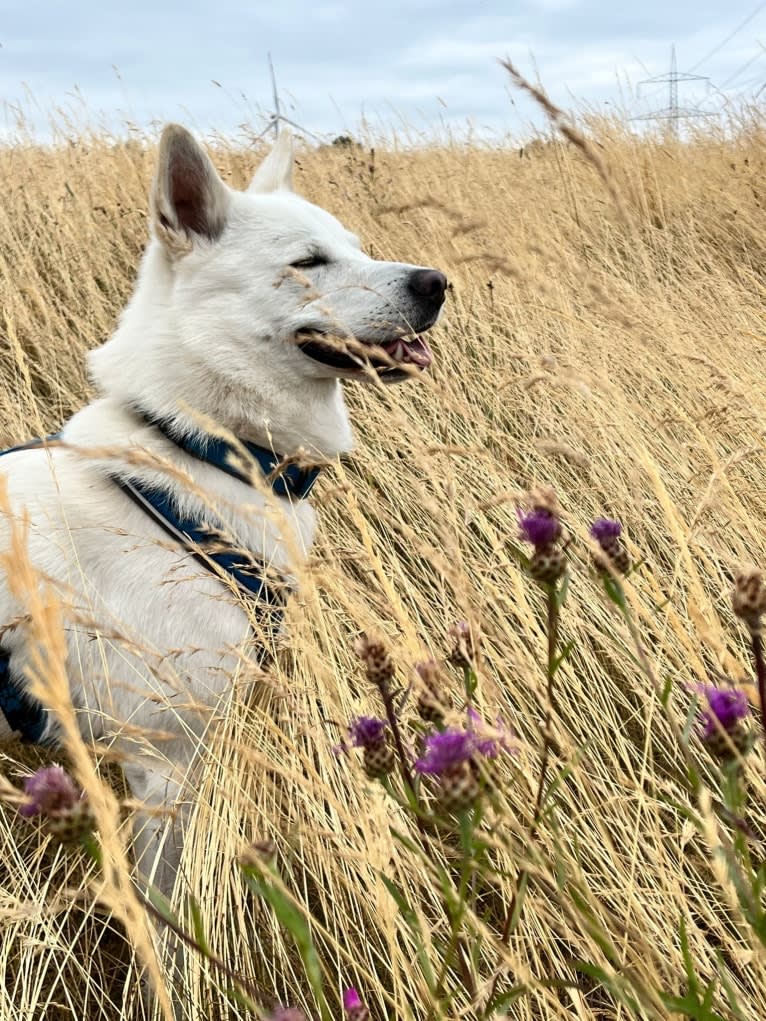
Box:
[148, 124, 447, 386]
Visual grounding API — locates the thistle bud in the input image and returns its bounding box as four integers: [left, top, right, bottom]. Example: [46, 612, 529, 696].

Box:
[518, 499, 567, 586]
[732, 567, 766, 631]
[448, 621, 478, 668]
[437, 761, 480, 813]
[528, 545, 566, 584]
[590, 518, 630, 576]
[268, 1008, 307, 1021]
[699, 686, 751, 760]
[349, 716, 394, 780]
[415, 659, 451, 724]
[354, 634, 394, 689]
[363, 741, 396, 780]
[18, 766, 95, 846]
[240, 838, 278, 869]
[415, 714, 513, 816]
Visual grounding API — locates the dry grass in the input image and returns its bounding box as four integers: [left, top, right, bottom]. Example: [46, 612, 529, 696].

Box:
[2, 104, 766, 1020]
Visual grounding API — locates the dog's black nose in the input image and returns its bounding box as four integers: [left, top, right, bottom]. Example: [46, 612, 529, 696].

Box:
[408, 268, 448, 303]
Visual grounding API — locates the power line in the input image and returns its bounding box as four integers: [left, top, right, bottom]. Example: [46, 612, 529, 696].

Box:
[718, 44, 766, 88]
[732, 69, 766, 90]
[688, 0, 766, 72]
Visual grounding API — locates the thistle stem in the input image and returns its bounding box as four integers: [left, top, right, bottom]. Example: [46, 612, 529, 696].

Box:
[78, 827, 267, 1008]
[537, 583, 560, 827]
[140, 889, 267, 1007]
[748, 627, 766, 772]
[378, 677, 420, 808]
[489, 582, 559, 1008]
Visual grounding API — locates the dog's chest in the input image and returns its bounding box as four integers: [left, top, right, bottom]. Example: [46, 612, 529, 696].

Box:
[0, 443, 315, 744]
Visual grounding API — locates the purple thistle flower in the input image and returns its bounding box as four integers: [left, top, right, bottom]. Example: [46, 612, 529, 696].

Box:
[466, 707, 516, 758]
[518, 508, 561, 548]
[416, 710, 517, 775]
[343, 988, 364, 1012]
[590, 518, 622, 544]
[269, 1009, 307, 1021]
[415, 729, 476, 774]
[19, 766, 81, 819]
[450, 621, 471, 642]
[700, 686, 750, 740]
[348, 716, 387, 749]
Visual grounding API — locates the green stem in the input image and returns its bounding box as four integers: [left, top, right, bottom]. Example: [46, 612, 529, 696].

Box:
[381, 680, 416, 792]
[463, 665, 478, 706]
[607, 579, 766, 940]
[427, 810, 477, 1018]
[611, 580, 702, 798]
[73, 832, 267, 1010]
[141, 890, 267, 1008]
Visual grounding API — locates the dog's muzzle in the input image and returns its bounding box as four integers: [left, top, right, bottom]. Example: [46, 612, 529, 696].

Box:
[295, 329, 434, 377]
[296, 266, 448, 380]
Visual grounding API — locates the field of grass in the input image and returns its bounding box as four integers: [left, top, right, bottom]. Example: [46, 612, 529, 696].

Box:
[2, 97, 766, 1021]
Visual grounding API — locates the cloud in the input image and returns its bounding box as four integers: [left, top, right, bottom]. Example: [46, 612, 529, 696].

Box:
[0, 1, 763, 139]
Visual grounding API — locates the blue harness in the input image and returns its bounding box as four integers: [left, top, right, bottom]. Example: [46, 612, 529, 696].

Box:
[0, 412, 321, 743]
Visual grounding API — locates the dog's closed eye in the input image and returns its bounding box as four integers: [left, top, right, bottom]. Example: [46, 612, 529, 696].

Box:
[291, 254, 329, 269]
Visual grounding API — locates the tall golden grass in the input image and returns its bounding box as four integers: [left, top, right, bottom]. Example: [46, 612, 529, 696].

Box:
[2, 100, 766, 1020]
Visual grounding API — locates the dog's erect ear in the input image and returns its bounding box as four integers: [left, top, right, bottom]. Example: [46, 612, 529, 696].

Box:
[151, 124, 230, 249]
[247, 129, 294, 194]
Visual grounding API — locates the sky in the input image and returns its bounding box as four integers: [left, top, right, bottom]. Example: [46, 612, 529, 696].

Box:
[1, 1, 765, 141]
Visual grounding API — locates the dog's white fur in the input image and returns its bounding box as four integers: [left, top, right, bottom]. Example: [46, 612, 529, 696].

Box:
[0, 125, 445, 899]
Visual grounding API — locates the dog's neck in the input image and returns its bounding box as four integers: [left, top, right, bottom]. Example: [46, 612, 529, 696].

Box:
[88, 247, 354, 461]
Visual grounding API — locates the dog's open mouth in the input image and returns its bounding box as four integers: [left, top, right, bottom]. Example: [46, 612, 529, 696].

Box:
[295, 330, 433, 379]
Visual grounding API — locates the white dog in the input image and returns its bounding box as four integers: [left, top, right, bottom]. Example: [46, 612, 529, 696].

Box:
[0, 125, 446, 902]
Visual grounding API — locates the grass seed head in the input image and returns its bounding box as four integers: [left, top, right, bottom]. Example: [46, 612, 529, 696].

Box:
[529, 484, 562, 518]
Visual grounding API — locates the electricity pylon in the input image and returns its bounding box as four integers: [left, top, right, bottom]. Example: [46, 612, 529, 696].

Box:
[633, 46, 713, 138]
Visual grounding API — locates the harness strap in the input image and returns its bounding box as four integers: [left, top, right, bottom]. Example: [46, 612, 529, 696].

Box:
[135, 407, 322, 500]
[0, 649, 47, 742]
[110, 473, 286, 610]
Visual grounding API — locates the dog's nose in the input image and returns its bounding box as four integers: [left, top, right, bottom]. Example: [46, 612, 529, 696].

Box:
[408, 268, 448, 304]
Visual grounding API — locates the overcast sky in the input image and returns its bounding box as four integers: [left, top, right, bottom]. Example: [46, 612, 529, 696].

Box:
[1, 2, 764, 140]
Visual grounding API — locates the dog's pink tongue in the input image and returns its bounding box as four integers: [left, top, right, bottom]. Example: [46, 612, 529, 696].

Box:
[383, 336, 433, 368]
